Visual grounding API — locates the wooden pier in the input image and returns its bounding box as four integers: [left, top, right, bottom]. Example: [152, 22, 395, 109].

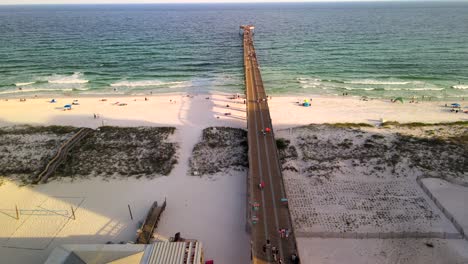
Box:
[241, 25, 299, 264]
[136, 200, 167, 244]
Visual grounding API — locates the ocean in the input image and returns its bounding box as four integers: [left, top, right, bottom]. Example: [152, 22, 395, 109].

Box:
[1, 2, 468, 100]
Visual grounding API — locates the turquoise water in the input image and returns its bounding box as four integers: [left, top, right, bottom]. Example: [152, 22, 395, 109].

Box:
[0, 3, 468, 100]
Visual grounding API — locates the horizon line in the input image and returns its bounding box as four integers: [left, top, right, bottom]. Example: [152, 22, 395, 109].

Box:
[1, 0, 468, 6]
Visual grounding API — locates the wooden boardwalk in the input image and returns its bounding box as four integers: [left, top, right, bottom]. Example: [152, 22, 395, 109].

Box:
[136, 200, 167, 244]
[33, 127, 92, 184]
[242, 25, 299, 264]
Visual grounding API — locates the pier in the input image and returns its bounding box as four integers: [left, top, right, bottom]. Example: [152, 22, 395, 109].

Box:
[241, 25, 299, 264]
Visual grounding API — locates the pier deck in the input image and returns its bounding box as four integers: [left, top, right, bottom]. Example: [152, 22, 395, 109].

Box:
[241, 25, 299, 264]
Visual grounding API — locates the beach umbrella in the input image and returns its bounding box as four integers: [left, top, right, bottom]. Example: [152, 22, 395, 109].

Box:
[451, 103, 461, 108]
[394, 97, 404, 103]
[64, 104, 72, 110]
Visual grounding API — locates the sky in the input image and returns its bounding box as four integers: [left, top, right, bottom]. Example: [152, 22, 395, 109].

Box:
[1, 0, 466, 5]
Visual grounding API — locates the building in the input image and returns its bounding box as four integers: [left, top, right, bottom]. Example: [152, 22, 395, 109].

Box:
[45, 241, 204, 264]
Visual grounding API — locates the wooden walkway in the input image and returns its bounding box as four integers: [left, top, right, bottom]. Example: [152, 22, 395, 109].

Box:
[242, 25, 299, 264]
[33, 127, 93, 184]
[136, 200, 167, 244]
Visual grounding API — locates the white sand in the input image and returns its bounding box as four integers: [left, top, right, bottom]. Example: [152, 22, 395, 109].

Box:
[269, 95, 466, 129]
[297, 238, 468, 264]
[0, 93, 249, 263]
[0, 93, 466, 263]
[422, 178, 468, 236]
[0, 94, 465, 128]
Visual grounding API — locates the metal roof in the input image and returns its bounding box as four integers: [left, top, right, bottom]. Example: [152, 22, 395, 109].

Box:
[140, 242, 202, 264]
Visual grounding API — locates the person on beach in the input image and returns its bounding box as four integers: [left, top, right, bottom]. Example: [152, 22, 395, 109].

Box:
[93, 113, 96, 119]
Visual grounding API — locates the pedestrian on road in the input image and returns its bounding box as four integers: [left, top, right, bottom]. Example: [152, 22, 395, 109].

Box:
[258, 181, 265, 189]
[279, 228, 285, 238]
[262, 244, 266, 253]
[272, 246, 278, 261]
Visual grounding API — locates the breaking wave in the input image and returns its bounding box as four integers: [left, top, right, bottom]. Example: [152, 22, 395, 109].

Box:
[110, 80, 185, 87]
[0, 88, 73, 95]
[344, 79, 412, 85]
[15, 82, 35, 86]
[452, 85, 468, 90]
[48, 72, 89, 84]
[343, 87, 375, 91]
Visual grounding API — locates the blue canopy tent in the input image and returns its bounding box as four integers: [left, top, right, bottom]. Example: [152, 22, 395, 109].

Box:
[451, 103, 461, 108]
[64, 104, 72, 110]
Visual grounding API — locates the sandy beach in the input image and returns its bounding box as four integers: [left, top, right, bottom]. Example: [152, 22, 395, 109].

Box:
[0, 93, 466, 128]
[0, 93, 467, 263]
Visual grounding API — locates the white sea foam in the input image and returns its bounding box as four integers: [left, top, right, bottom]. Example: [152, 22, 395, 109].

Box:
[344, 87, 375, 91]
[344, 80, 412, 85]
[110, 80, 184, 87]
[452, 85, 468, 90]
[0, 88, 73, 95]
[383, 87, 444, 91]
[410, 88, 445, 91]
[297, 77, 321, 84]
[15, 82, 35, 86]
[298, 78, 322, 89]
[48, 72, 89, 84]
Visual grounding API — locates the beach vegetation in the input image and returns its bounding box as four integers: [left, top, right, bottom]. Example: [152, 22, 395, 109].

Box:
[326, 123, 374, 128]
[0, 126, 75, 177]
[189, 127, 247, 176]
[276, 138, 289, 150]
[55, 126, 177, 179]
[382, 121, 468, 127]
[284, 123, 467, 185]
